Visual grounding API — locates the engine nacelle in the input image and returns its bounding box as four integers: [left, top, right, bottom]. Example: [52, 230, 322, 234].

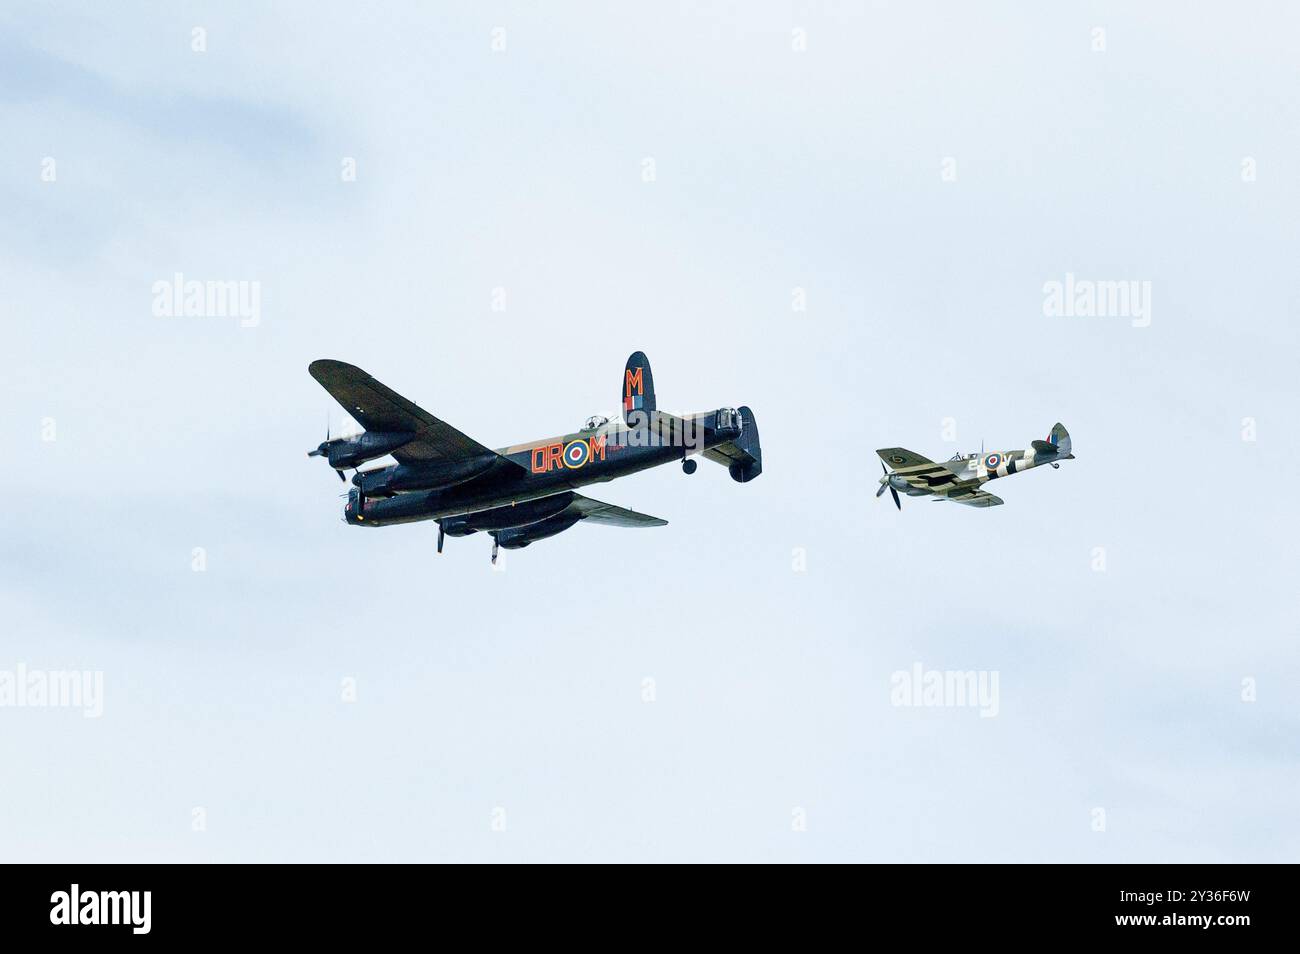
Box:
[317, 431, 415, 470]
[493, 510, 583, 549]
[354, 454, 497, 495]
[438, 516, 479, 538]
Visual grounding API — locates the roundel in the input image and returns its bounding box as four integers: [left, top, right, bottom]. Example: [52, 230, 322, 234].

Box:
[890, 454, 906, 465]
[562, 439, 591, 469]
[985, 453, 1002, 469]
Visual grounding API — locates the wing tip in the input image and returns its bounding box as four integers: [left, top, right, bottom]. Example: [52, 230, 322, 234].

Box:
[308, 358, 364, 381]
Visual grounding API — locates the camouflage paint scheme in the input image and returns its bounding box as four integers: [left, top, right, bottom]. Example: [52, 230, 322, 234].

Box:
[307, 352, 761, 561]
[876, 424, 1074, 509]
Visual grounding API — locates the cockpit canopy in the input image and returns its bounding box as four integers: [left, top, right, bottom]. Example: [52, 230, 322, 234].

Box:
[717, 408, 741, 431]
[584, 414, 610, 431]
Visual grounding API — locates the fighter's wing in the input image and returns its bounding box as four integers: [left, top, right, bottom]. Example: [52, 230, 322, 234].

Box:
[567, 494, 668, 527]
[877, 447, 936, 471]
[876, 447, 963, 490]
[942, 488, 1004, 508]
[309, 359, 515, 467]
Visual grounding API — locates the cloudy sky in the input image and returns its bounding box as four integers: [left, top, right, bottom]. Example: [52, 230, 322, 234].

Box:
[2, 1, 1297, 862]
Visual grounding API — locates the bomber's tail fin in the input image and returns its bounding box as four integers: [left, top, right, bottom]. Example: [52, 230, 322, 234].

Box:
[703, 406, 762, 482]
[1031, 422, 1073, 459]
[622, 351, 656, 426]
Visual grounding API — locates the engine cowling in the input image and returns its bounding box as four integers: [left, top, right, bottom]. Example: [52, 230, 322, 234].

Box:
[355, 454, 497, 495]
[315, 431, 415, 470]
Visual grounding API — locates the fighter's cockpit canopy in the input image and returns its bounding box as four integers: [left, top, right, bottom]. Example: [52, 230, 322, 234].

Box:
[584, 414, 610, 431]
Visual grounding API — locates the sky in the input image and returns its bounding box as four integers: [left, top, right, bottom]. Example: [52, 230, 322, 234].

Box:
[2, 1, 1297, 862]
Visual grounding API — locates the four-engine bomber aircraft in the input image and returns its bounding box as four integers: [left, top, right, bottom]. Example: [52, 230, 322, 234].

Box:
[308, 352, 761, 562]
[876, 423, 1074, 509]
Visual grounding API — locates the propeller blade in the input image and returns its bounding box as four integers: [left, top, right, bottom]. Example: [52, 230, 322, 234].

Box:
[890, 487, 901, 510]
[881, 461, 887, 475]
[309, 413, 333, 458]
[491, 538, 499, 565]
[437, 526, 445, 554]
[876, 483, 887, 498]
[335, 469, 346, 482]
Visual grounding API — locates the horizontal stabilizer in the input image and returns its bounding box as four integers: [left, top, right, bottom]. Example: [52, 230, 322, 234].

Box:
[704, 406, 762, 482]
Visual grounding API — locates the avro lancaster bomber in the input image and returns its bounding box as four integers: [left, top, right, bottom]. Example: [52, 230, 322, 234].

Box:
[308, 352, 761, 562]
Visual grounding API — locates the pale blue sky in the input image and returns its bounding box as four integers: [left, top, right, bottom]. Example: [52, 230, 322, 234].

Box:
[2, 1, 1297, 861]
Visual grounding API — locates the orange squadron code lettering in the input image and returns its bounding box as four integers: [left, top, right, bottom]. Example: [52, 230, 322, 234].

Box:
[531, 435, 607, 474]
[624, 367, 643, 411]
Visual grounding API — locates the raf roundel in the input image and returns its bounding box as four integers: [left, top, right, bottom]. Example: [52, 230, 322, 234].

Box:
[985, 454, 1002, 469]
[562, 439, 591, 469]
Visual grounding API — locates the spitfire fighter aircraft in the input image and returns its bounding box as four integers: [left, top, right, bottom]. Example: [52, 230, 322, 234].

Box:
[876, 424, 1073, 509]
[308, 352, 761, 562]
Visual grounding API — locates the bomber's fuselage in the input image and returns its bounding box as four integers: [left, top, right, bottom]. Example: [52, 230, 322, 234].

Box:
[346, 411, 740, 526]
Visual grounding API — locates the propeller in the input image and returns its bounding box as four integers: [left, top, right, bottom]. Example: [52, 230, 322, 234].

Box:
[437, 525, 445, 554]
[491, 537, 499, 565]
[308, 416, 347, 480]
[307, 415, 330, 457]
[877, 461, 901, 510]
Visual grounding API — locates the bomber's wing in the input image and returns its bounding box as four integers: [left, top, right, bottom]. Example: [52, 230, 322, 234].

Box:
[876, 447, 965, 491]
[942, 488, 1004, 508]
[309, 359, 517, 467]
[568, 494, 668, 527]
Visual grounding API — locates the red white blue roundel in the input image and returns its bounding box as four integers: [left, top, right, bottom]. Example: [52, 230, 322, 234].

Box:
[562, 439, 591, 469]
[984, 453, 1002, 469]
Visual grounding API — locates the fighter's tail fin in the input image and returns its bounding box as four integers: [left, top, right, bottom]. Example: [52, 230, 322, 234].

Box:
[622, 351, 656, 426]
[1031, 422, 1073, 458]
